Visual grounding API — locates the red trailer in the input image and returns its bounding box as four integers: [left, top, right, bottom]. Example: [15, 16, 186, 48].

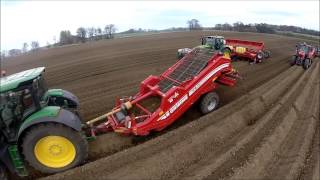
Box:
[226, 39, 270, 63]
[86, 47, 239, 136]
[177, 36, 270, 64]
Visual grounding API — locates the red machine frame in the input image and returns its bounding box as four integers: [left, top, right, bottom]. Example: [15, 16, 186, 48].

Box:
[87, 48, 238, 136]
[226, 39, 266, 62]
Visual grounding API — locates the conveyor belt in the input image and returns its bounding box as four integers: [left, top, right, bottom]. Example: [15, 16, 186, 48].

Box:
[158, 48, 216, 92]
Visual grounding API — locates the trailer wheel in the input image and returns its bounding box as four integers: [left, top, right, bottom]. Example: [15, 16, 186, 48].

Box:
[0, 164, 8, 180]
[22, 123, 88, 174]
[303, 58, 311, 70]
[200, 92, 219, 114]
[263, 50, 271, 59]
[231, 55, 238, 61]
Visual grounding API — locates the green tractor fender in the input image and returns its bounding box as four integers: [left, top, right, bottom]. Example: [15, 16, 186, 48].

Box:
[17, 106, 82, 141]
[43, 89, 80, 109]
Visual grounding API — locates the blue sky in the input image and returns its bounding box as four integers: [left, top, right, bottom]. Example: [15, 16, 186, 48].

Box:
[1, 1, 319, 51]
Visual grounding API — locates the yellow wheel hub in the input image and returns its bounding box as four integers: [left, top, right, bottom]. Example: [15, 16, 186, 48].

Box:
[34, 136, 76, 168]
[223, 51, 231, 58]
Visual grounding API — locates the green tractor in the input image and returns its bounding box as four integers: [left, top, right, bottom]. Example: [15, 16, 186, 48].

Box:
[0, 67, 88, 179]
[177, 36, 229, 59]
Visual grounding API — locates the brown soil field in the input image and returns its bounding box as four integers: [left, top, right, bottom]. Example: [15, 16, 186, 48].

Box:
[2, 31, 319, 180]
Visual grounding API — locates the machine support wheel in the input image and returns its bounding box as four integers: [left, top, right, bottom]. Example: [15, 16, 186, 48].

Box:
[199, 92, 220, 114]
[0, 164, 8, 180]
[256, 52, 264, 63]
[22, 123, 88, 174]
[303, 58, 311, 70]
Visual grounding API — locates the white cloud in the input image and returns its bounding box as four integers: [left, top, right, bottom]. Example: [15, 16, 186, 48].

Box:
[1, 1, 319, 51]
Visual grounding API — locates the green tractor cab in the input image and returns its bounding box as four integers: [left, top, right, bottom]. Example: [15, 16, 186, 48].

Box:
[0, 67, 88, 178]
[177, 36, 231, 59]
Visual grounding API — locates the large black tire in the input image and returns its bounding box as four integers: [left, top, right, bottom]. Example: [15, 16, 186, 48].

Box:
[0, 164, 8, 180]
[22, 123, 88, 174]
[303, 58, 312, 70]
[263, 50, 271, 59]
[231, 55, 238, 61]
[290, 56, 297, 66]
[199, 92, 220, 114]
[176, 52, 184, 60]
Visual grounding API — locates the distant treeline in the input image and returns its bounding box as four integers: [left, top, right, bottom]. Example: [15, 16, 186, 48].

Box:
[1, 20, 319, 59]
[211, 22, 319, 36]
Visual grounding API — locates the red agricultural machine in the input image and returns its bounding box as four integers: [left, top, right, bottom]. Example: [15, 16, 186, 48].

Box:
[177, 36, 270, 64]
[290, 43, 317, 69]
[86, 46, 239, 136]
[225, 38, 270, 63]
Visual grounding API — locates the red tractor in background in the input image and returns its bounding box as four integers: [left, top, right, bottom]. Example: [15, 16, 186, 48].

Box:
[291, 43, 317, 70]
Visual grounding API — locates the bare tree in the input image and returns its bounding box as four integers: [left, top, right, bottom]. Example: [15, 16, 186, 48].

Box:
[22, 42, 29, 53]
[104, 24, 116, 39]
[222, 23, 233, 31]
[187, 19, 202, 30]
[233, 21, 245, 31]
[60, 30, 73, 45]
[9, 49, 22, 56]
[96, 27, 102, 40]
[87, 27, 95, 41]
[76, 27, 87, 42]
[31, 41, 40, 50]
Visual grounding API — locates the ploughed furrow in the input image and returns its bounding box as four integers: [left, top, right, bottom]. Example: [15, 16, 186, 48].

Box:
[43, 60, 307, 180]
[180, 61, 319, 180]
[299, 126, 320, 180]
[228, 62, 319, 180]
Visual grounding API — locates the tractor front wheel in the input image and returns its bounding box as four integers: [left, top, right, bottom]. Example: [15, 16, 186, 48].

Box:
[0, 164, 8, 180]
[199, 92, 220, 114]
[22, 123, 88, 174]
[303, 58, 312, 70]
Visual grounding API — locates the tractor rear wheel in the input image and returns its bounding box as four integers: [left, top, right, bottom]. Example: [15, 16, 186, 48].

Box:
[0, 164, 8, 180]
[199, 92, 219, 114]
[303, 58, 311, 70]
[22, 123, 88, 174]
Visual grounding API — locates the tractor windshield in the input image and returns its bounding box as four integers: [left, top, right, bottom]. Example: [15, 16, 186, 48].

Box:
[204, 37, 225, 50]
[298, 45, 308, 53]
